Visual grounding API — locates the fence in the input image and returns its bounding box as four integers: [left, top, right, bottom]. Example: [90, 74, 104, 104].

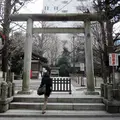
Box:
[51, 77, 71, 94]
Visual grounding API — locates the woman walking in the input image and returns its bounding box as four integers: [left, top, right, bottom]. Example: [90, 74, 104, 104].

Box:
[40, 70, 52, 114]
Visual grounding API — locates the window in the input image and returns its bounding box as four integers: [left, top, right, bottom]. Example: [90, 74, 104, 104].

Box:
[44, 6, 49, 10]
[54, 6, 58, 10]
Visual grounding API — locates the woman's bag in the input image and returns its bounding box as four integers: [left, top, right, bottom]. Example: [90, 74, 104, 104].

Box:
[37, 85, 46, 95]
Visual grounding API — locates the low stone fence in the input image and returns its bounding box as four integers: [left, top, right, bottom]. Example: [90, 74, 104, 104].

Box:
[101, 83, 120, 113]
[0, 73, 15, 113]
[51, 77, 71, 94]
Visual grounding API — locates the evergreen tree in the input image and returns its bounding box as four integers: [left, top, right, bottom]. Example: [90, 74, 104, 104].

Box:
[57, 47, 70, 77]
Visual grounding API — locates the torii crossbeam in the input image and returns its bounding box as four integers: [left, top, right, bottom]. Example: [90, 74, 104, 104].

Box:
[10, 13, 104, 21]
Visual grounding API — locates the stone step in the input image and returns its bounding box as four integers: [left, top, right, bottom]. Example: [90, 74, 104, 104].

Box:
[10, 102, 105, 110]
[0, 110, 120, 117]
[13, 96, 103, 103]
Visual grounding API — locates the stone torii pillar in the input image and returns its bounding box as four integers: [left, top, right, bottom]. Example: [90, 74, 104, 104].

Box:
[84, 20, 99, 95]
[18, 18, 33, 94]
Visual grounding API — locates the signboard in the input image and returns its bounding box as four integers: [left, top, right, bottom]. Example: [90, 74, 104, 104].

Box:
[109, 53, 118, 66]
[80, 63, 84, 71]
[51, 70, 59, 76]
[51, 70, 59, 74]
[51, 67, 60, 77]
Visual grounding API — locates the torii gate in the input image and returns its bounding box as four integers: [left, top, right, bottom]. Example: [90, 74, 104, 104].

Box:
[10, 13, 104, 95]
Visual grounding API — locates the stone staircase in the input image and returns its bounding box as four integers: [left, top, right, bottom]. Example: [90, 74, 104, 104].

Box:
[9, 95, 105, 111]
[1, 92, 120, 117]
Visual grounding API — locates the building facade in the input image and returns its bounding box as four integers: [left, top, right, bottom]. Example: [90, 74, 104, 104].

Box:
[43, 0, 92, 14]
[43, 0, 93, 28]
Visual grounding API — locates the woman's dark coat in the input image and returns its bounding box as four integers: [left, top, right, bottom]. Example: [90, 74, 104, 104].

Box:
[40, 73, 52, 97]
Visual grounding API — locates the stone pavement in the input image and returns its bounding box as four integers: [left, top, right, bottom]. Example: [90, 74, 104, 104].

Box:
[13, 77, 103, 91]
[0, 117, 120, 120]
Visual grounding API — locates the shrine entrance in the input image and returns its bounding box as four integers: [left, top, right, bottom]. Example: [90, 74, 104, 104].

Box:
[10, 13, 102, 95]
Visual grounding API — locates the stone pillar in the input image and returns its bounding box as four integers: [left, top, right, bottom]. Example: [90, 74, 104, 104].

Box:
[84, 21, 99, 95]
[118, 85, 120, 100]
[101, 83, 104, 97]
[7, 81, 12, 97]
[10, 72, 14, 83]
[0, 81, 13, 113]
[107, 84, 113, 101]
[18, 18, 33, 94]
[104, 84, 107, 99]
[4, 72, 7, 81]
[1, 81, 8, 100]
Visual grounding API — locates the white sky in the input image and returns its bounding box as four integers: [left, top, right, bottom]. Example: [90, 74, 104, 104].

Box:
[113, 22, 120, 34]
[12, 0, 43, 30]
[19, 0, 43, 14]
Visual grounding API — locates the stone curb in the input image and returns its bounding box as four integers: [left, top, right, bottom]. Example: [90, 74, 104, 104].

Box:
[0, 110, 120, 118]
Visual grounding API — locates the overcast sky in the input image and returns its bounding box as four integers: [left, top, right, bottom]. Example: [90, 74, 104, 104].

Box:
[19, 0, 43, 13]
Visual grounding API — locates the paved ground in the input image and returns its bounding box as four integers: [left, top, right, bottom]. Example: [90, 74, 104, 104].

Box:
[14, 77, 103, 91]
[71, 76, 103, 87]
[0, 117, 120, 120]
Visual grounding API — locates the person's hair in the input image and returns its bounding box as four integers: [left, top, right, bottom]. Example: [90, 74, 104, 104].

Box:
[46, 67, 51, 75]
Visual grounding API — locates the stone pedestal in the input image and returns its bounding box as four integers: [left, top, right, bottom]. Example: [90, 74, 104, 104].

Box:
[107, 84, 113, 101]
[84, 91, 99, 95]
[0, 103, 9, 113]
[103, 98, 120, 113]
[0, 97, 13, 113]
[0, 81, 13, 113]
[101, 83, 104, 97]
[17, 90, 33, 94]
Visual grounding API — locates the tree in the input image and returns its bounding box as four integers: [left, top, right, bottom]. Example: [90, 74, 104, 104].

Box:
[9, 32, 25, 75]
[0, 0, 33, 78]
[69, 34, 85, 73]
[57, 47, 70, 77]
[9, 32, 25, 56]
[93, 0, 120, 82]
[33, 33, 60, 65]
[90, 22, 103, 77]
[44, 34, 60, 66]
[93, 0, 120, 50]
[11, 53, 23, 75]
[76, 0, 120, 80]
[33, 21, 61, 66]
